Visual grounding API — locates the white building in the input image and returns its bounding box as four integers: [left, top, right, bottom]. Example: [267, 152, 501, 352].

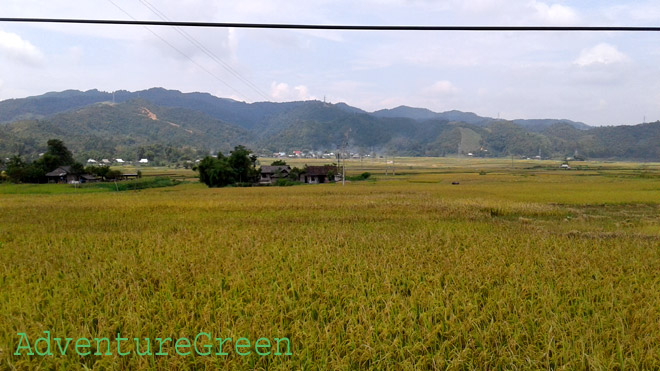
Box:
[138, 158, 149, 164]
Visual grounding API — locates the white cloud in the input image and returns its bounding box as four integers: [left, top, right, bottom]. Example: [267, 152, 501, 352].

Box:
[574, 43, 629, 67]
[270, 82, 314, 101]
[0, 30, 45, 66]
[424, 80, 458, 95]
[531, 1, 579, 24]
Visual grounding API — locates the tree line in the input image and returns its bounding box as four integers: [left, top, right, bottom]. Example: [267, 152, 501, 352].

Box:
[1, 139, 129, 183]
[194, 145, 260, 187]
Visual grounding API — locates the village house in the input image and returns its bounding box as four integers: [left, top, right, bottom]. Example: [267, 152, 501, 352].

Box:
[259, 165, 291, 185]
[45, 166, 99, 184]
[299, 165, 339, 184]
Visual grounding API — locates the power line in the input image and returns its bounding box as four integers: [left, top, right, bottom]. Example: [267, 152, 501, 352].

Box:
[2, 18, 660, 31]
[136, 0, 270, 100]
[103, 1, 252, 101]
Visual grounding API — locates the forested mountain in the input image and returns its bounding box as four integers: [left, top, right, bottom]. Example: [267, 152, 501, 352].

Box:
[1, 98, 251, 162]
[372, 106, 590, 131]
[1, 88, 659, 162]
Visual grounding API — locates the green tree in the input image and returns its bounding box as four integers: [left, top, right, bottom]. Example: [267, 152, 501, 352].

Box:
[196, 155, 235, 187]
[105, 169, 122, 180]
[85, 165, 111, 179]
[39, 154, 61, 173]
[288, 166, 303, 181]
[6, 154, 50, 183]
[327, 169, 336, 182]
[22, 163, 48, 183]
[228, 145, 258, 184]
[45, 139, 74, 166]
[271, 159, 287, 166]
[70, 162, 85, 176]
[195, 145, 260, 187]
[6, 156, 26, 183]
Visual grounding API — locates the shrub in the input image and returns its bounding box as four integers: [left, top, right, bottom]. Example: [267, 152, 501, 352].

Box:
[86, 177, 181, 191]
[346, 172, 372, 181]
[274, 179, 302, 187]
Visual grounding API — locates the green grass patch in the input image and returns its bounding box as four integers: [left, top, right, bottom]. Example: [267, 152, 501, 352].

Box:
[0, 177, 182, 194]
[86, 177, 182, 191]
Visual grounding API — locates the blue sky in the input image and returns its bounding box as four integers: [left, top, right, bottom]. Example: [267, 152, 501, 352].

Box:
[1, 0, 660, 126]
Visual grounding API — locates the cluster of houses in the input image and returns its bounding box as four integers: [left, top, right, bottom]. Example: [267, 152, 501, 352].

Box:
[271, 151, 372, 160]
[45, 166, 138, 184]
[86, 158, 149, 165]
[271, 151, 335, 159]
[259, 165, 340, 185]
[44, 163, 338, 185]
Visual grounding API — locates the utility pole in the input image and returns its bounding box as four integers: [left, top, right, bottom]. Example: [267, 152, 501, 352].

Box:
[341, 128, 350, 186]
[385, 156, 388, 176]
[342, 155, 345, 186]
[392, 157, 395, 176]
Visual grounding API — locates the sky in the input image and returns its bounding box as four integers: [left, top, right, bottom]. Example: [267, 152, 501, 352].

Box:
[1, 0, 660, 126]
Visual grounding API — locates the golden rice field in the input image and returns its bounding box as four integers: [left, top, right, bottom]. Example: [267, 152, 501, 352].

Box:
[1, 158, 660, 369]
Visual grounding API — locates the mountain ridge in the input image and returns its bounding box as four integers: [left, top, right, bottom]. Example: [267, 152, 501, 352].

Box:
[1, 88, 590, 130]
[2, 88, 658, 163]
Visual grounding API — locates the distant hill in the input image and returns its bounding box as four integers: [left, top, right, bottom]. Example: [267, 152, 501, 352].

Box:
[513, 118, 591, 132]
[0, 99, 251, 162]
[371, 105, 589, 131]
[0, 89, 112, 123]
[1, 88, 659, 162]
[373, 106, 444, 121]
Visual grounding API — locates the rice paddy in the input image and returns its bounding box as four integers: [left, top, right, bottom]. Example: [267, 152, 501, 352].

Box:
[1, 158, 659, 369]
